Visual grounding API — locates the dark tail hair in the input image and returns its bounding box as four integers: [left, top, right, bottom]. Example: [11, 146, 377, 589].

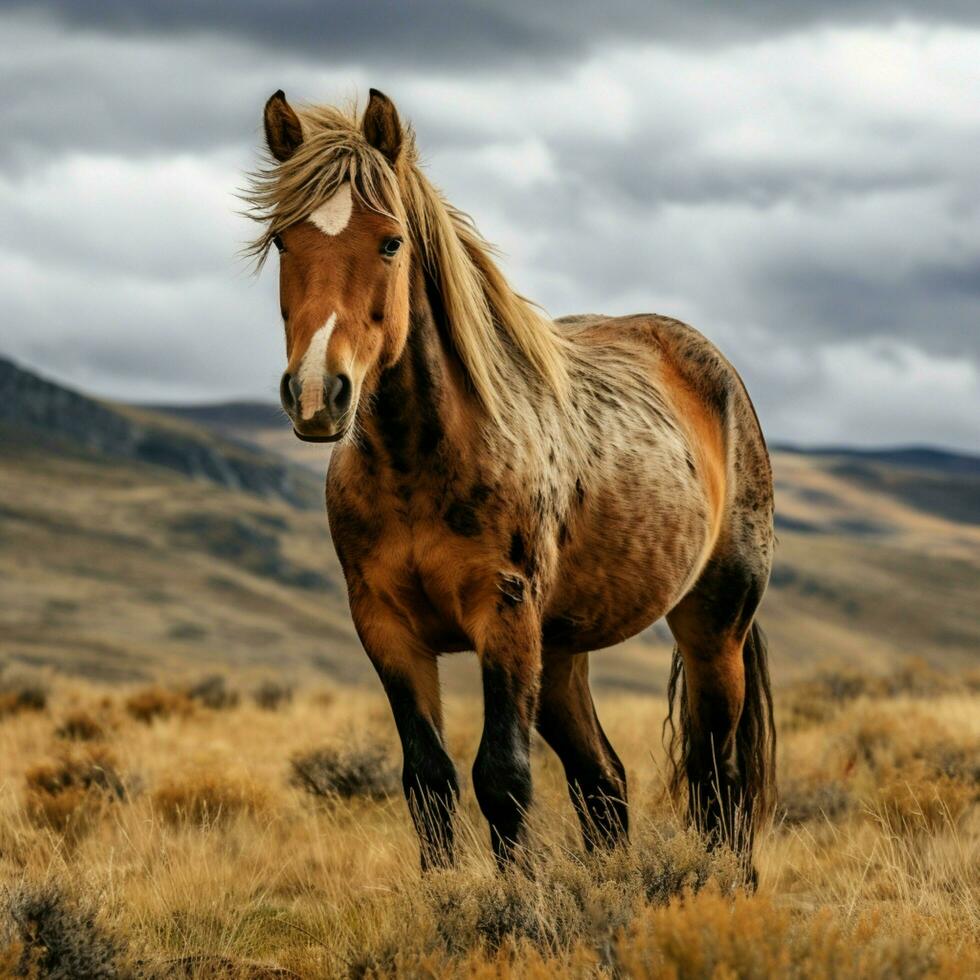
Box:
[664, 621, 777, 838]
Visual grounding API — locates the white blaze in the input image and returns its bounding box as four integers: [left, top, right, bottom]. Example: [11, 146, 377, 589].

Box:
[308, 183, 353, 236]
[298, 313, 337, 419]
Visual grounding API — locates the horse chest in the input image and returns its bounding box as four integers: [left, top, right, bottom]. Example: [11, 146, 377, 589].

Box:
[329, 472, 490, 648]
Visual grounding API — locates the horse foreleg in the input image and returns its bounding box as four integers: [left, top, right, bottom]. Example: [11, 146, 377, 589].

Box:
[471, 609, 541, 866]
[537, 652, 628, 850]
[357, 606, 458, 870]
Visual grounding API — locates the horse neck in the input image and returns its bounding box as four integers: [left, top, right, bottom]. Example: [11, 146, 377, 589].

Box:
[358, 260, 477, 479]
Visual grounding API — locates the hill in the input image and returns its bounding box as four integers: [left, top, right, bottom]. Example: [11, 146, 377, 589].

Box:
[2, 360, 977, 690]
[0, 359, 358, 683]
[1, 359, 322, 510]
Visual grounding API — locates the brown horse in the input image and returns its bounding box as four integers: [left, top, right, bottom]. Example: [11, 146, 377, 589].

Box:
[246, 89, 776, 875]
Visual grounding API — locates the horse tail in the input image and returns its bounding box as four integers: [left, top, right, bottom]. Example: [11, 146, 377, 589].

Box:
[664, 620, 777, 837]
[736, 621, 777, 828]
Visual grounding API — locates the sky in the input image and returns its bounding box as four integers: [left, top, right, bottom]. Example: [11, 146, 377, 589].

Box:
[1, 1, 978, 450]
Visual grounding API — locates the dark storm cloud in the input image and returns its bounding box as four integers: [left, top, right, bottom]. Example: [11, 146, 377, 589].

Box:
[5, 0, 980, 66]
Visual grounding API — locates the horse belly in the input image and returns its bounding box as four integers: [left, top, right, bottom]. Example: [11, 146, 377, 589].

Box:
[545, 465, 713, 654]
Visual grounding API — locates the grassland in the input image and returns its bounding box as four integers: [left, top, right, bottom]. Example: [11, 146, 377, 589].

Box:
[1, 662, 978, 978]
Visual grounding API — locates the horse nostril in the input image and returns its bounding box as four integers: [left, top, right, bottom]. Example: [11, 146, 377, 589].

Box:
[328, 373, 352, 416]
[279, 372, 297, 413]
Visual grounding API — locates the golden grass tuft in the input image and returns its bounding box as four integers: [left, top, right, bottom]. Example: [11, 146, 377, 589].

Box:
[55, 709, 108, 742]
[152, 770, 271, 827]
[872, 764, 975, 837]
[125, 685, 193, 724]
[23, 747, 128, 842]
[612, 885, 980, 980]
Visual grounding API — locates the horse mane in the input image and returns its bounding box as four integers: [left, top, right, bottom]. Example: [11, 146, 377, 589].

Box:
[243, 99, 570, 426]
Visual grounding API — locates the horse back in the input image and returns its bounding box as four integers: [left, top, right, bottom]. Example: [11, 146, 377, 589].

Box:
[561, 311, 771, 533]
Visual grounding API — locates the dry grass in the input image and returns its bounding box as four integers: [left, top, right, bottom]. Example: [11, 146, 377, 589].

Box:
[153, 770, 272, 828]
[55, 709, 109, 742]
[125, 686, 193, 725]
[0, 667, 977, 978]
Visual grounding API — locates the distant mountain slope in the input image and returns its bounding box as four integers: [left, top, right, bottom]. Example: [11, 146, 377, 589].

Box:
[773, 444, 980, 527]
[147, 398, 332, 474]
[773, 443, 980, 475]
[1, 440, 362, 683]
[0, 359, 322, 510]
[147, 401, 287, 431]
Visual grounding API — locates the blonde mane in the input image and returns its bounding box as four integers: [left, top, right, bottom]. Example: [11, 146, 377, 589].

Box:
[243, 100, 570, 426]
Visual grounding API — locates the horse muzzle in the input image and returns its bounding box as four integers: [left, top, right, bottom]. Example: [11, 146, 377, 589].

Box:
[280, 370, 354, 442]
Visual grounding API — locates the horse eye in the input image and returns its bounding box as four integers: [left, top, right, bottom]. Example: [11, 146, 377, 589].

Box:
[381, 236, 402, 257]
[272, 234, 285, 253]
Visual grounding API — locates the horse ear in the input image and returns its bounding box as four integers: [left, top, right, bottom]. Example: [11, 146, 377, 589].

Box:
[264, 90, 303, 162]
[362, 88, 402, 165]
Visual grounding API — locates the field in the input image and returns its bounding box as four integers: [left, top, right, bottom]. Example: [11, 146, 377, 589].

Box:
[1, 662, 978, 978]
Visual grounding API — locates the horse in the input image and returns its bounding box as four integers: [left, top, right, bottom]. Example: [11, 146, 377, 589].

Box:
[245, 88, 776, 877]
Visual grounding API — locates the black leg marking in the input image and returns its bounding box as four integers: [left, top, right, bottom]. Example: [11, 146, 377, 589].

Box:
[536, 656, 628, 851]
[382, 672, 459, 870]
[472, 662, 534, 865]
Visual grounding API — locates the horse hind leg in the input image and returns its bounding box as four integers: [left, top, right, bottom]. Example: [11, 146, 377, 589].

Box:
[536, 652, 628, 850]
[665, 559, 776, 879]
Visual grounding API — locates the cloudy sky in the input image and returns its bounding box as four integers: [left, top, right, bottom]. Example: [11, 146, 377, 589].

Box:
[1, 2, 978, 449]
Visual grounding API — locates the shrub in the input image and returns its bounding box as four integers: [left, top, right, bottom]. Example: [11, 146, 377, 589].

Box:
[290, 744, 399, 801]
[55, 710, 106, 742]
[344, 821, 740, 974]
[186, 675, 239, 710]
[778, 660, 959, 733]
[612, 885, 975, 979]
[25, 748, 127, 801]
[779, 776, 852, 825]
[882, 658, 954, 699]
[124, 687, 191, 724]
[252, 680, 293, 711]
[24, 749, 129, 840]
[0, 670, 49, 718]
[152, 771, 270, 827]
[2, 883, 128, 979]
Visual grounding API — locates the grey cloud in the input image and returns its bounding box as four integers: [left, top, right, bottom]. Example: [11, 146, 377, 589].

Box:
[2, 258, 283, 403]
[5, 0, 980, 68]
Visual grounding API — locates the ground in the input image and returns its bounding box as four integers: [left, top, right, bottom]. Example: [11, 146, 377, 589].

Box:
[1, 661, 978, 978]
